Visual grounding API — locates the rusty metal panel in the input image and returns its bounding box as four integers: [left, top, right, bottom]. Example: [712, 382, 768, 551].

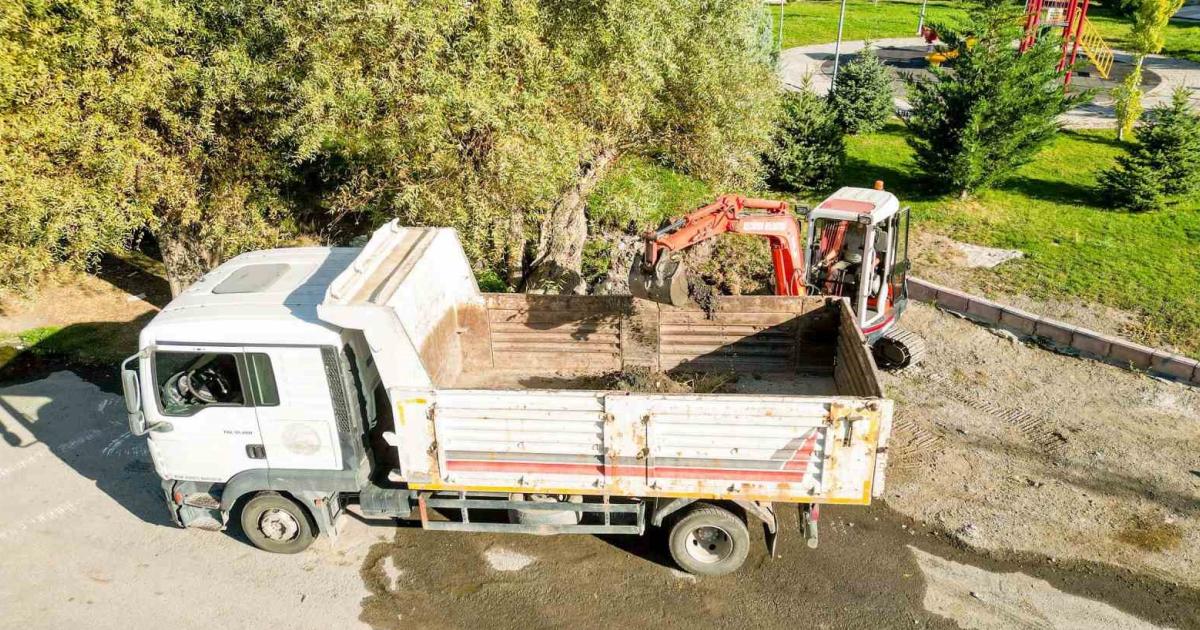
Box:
[433, 389, 606, 489]
[407, 389, 890, 504]
[656, 296, 838, 374]
[484, 294, 623, 372]
[635, 395, 832, 499]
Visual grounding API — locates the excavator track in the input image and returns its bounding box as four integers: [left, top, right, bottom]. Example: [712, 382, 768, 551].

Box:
[873, 328, 926, 370]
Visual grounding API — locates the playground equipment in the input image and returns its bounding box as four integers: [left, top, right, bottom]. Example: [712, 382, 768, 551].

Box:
[924, 35, 977, 67]
[1021, 0, 1114, 84]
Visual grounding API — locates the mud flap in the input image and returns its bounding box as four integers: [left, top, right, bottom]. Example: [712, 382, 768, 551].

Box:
[801, 503, 820, 549]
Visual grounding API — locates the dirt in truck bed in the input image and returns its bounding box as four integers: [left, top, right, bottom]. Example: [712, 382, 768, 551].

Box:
[884, 302, 1200, 591]
[532, 367, 738, 394]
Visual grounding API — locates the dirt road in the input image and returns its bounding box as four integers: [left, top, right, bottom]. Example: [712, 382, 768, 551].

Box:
[2, 364, 1197, 630]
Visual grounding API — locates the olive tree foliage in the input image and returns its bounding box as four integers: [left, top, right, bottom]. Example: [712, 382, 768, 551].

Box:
[904, 1, 1087, 197]
[1, 0, 291, 295]
[279, 0, 778, 292]
[1, 0, 777, 296]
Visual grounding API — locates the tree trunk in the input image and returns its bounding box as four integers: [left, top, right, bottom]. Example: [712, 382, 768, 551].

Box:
[156, 226, 220, 297]
[505, 208, 526, 288]
[525, 147, 619, 294]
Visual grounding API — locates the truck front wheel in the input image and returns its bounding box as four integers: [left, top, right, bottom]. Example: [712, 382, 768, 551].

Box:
[240, 493, 316, 554]
[667, 504, 749, 576]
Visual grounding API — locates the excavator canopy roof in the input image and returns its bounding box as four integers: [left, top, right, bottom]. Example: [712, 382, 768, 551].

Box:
[811, 187, 900, 225]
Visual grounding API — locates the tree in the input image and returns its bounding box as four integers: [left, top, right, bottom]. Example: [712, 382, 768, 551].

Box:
[763, 77, 845, 194]
[1, 0, 777, 297]
[1100, 87, 1200, 211]
[1115, 0, 1186, 140]
[903, 2, 1087, 197]
[274, 0, 778, 293]
[827, 45, 895, 134]
[1112, 63, 1144, 141]
[1, 0, 294, 295]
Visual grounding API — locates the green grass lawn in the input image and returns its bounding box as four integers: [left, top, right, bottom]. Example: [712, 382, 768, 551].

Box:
[1087, 4, 1200, 63]
[773, 0, 963, 48]
[842, 122, 1200, 356]
[590, 125, 1200, 358]
[773, 0, 1200, 64]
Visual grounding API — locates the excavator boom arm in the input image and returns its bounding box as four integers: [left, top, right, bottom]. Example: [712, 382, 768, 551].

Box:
[637, 194, 804, 298]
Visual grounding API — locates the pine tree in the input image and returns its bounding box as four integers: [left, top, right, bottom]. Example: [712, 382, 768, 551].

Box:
[827, 44, 894, 134]
[1100, 87, 1200, 211]
[1099, 158, 1165, 212]
[764, 77, 845, 193]
[1143, 88, 1200, 196]
[903, 3, 1088, 197]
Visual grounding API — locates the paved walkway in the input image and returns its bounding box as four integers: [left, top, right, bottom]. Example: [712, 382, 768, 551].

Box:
[1175, 4, 1200, 21]
[778, 38, 1200, 129]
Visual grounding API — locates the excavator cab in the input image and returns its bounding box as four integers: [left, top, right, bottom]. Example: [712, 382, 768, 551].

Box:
[802, 187, 923, 367]
[803, 187, 908, 336]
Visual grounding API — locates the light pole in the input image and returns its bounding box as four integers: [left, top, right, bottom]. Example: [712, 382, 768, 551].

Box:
[777, 0, 785, 53]
[831, 0, 849, 89]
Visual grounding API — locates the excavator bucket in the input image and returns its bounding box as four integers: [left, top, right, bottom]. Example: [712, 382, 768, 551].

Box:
[628, 252, 690, 307]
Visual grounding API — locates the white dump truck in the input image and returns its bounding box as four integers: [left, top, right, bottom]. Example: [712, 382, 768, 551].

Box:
[120, 221, 894, 575]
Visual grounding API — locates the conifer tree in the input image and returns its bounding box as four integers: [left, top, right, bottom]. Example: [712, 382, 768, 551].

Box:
[1101, 87, 1200, 211]
[904, 2, 1088, 197]
[828, 44, 894, 134]
[764, 77, 845, 193]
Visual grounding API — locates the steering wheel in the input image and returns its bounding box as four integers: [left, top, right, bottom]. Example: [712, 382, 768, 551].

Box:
[180, 366, 234, 404]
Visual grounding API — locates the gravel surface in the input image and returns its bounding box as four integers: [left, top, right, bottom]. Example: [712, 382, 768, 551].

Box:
[884, 302, 1200, 590]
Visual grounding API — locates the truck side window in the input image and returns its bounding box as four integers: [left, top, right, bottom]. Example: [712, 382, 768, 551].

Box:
[246, 353, 279, 406]
[155, 352, 246, 415]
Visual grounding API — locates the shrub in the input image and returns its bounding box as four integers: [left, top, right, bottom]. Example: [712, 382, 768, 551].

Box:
[827, 45, 894, 134]
[1098, 159, 1165, 212]
[763, 78, 845, 194]
[904, 4, 1088, 197]
[1100, 87, 1200, 211]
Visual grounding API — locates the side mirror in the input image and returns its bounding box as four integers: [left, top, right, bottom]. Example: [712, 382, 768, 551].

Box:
[121, 354, 148, 436]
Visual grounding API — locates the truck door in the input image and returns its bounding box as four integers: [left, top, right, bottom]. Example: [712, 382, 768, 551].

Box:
[243, 346, 341, 472]
[142, 346, 266, 482]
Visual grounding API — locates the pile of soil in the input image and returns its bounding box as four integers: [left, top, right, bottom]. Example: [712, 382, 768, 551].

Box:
[884, 302, 1200, 589]
[579, 367, 737, 394]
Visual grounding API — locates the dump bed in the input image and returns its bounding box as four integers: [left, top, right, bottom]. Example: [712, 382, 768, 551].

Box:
[319, 223, 893, 506]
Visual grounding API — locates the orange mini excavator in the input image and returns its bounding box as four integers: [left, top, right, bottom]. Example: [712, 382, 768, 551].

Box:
[628, 183, 926, 369]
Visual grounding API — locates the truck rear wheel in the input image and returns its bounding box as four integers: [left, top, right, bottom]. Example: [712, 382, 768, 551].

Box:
[240, 493, 315, 554]
[667, 504, 749, 576]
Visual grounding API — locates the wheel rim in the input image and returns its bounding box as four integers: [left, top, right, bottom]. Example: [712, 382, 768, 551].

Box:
[259, 508, 300, 542]
[685, 525, 734, 564]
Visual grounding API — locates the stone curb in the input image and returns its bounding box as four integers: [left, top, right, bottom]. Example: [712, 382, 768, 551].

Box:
[908, 277, 1200, 387]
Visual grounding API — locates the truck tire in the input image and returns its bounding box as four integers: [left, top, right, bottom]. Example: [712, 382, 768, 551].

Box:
[667, 503, 749, 576]
[240, 492, 315, 554]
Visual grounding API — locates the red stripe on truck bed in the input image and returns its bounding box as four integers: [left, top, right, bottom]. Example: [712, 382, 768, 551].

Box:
[445, 432, 819, 482]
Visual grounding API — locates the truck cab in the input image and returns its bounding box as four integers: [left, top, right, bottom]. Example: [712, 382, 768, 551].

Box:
[121, 246, 381, 539]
